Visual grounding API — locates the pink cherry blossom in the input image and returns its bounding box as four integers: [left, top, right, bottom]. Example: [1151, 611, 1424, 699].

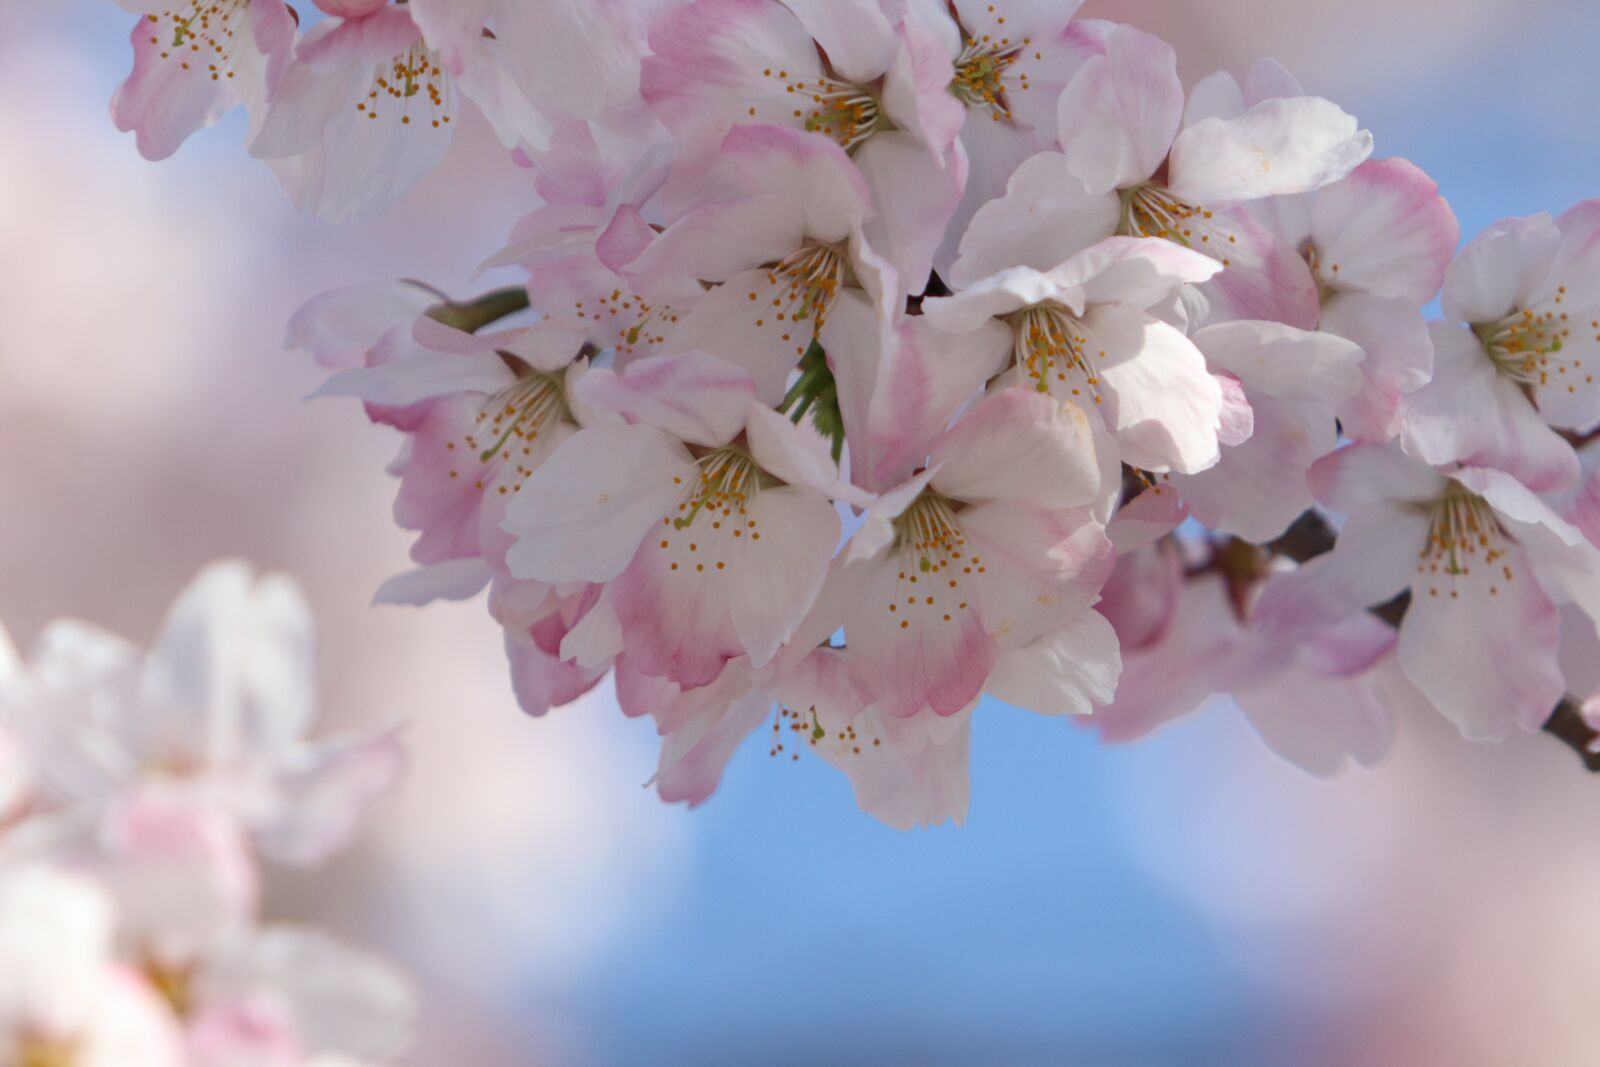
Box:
[0, 864, 186, 1067]
[1094, 542, 1395, 775]
[621, 122, 882, 404]
[951, 24, 1372, 325]
[505, 353, 848, 689]
[1401, 203, 1600, 491]
[1250, 157, 1459, 442]
[837, 388, 1116, 719]
[110, 0, 297, 161]
[315, 313, 592, 606]
[0, 563, 403, 865]
[1257, 444, 1600, 739]
[249, 3, 553, 220]
[924, 236, 1228, 475]
[640, 0, 967, 293]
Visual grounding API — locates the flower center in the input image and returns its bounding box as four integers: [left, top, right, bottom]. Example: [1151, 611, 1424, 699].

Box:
[952, 36, 1030, 122]
[884, 492, 982, 630]
[1474, 295, 1593, 396]
[769, 242, 848, 332]
[17, 1036, 79, 1067]
[145, 958, 199, 1019]
[1417, 484, 1514, 596]
[143, 2, 247, 81]
[1119, 183, 1238, 268]
[1300, 240, 1343, 303]
[1010, 304, 1106, 404]
[672, 449, 762, 531]
[764, 69, 885, 151]
[357, 43, 454, 129]
[572, 288, 681, 358]
[770, 704, 880, 762]
[451, 368, 570, 494]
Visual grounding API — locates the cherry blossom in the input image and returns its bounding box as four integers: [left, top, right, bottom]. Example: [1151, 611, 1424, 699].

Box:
[640, 0, 967, 293]
[1094, 541, 1395, 775]
[836, 388, 1116, 719]
[951, 24, 1372, 325]
[110, 0, 297, 161]
[1257, 445, 1600, 740]
[0, 864, 185, 1067]
[923, 236, 1228, 475]
[1402, 203, 1600, 492]
[1252, 157, 1459, 442]
[0, 563, 402, 865]
[504, 352, 848, 690]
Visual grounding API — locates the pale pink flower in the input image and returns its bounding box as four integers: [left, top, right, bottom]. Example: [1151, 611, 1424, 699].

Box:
[249, 4, 550, 221]
[504, 352, 850, 689]
[621, 122, 884, 405]
[1094, 542, 1395, 775]
[315, 314, 592, 607]
[110, 0, 297, 161]
[1252, 157, 1460, 441]
[1256, 444, 1600, 739]
[481, 118, 689, 366]
[406, 0, 655, 131]
[285, 280, 443, 371]
[902, 3, 1104, 275]
[1166, 320, 1365, 542]
[1402, 203, 1600, 491]
[836, 388, 1117, 719]
[950, 25, 1373, 326]
[639, 0, 968, 293]
[93, 794, 412, 1066]
[0, 563, 402, 866]
[0, 864, 185, 1067]
[923, 236, 1228, 475]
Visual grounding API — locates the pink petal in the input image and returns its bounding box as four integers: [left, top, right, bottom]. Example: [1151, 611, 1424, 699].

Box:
[640, 0, 822, 142]
[615, 484, 837, 685]
[1310, 157, 1459, 303]
[1053, 24, 1184, 196]
[1401, 323, 1580, 492]
[1441, 213, 1561, 325]
[843, 551, 997, 718]
[503, 614, 607, 717]
[989, 610, 1122, 716]
[574, 351, 758, 448]
[1318, 291, 1434, 443]
[1398, 540, 1563, 740]
[929, 388, 1105, 508]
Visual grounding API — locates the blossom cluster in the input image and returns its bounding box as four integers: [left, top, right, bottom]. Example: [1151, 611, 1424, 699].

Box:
[0, 564, 412, 1067]
[105, 0, 1600, 828]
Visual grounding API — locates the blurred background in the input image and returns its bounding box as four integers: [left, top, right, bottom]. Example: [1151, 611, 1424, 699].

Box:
[3, 1, 1599, 1064]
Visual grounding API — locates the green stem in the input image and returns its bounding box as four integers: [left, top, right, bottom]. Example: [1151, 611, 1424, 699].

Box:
[426, 287, 531, 334]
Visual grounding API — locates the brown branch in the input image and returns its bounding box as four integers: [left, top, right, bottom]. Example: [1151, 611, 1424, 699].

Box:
[1263, 508, 1600, 770]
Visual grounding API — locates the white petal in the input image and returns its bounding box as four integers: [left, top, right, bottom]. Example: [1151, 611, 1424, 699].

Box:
[1168, 96, 1373, 204]
[1085, 304, 1223, 474]
[989, 610, 1121, 717]
[503, 423, 695, 583]
[948, 152, 1119, 287]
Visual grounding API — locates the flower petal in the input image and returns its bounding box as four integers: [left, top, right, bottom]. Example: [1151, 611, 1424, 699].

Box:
[1168, 95, 1372, 204]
